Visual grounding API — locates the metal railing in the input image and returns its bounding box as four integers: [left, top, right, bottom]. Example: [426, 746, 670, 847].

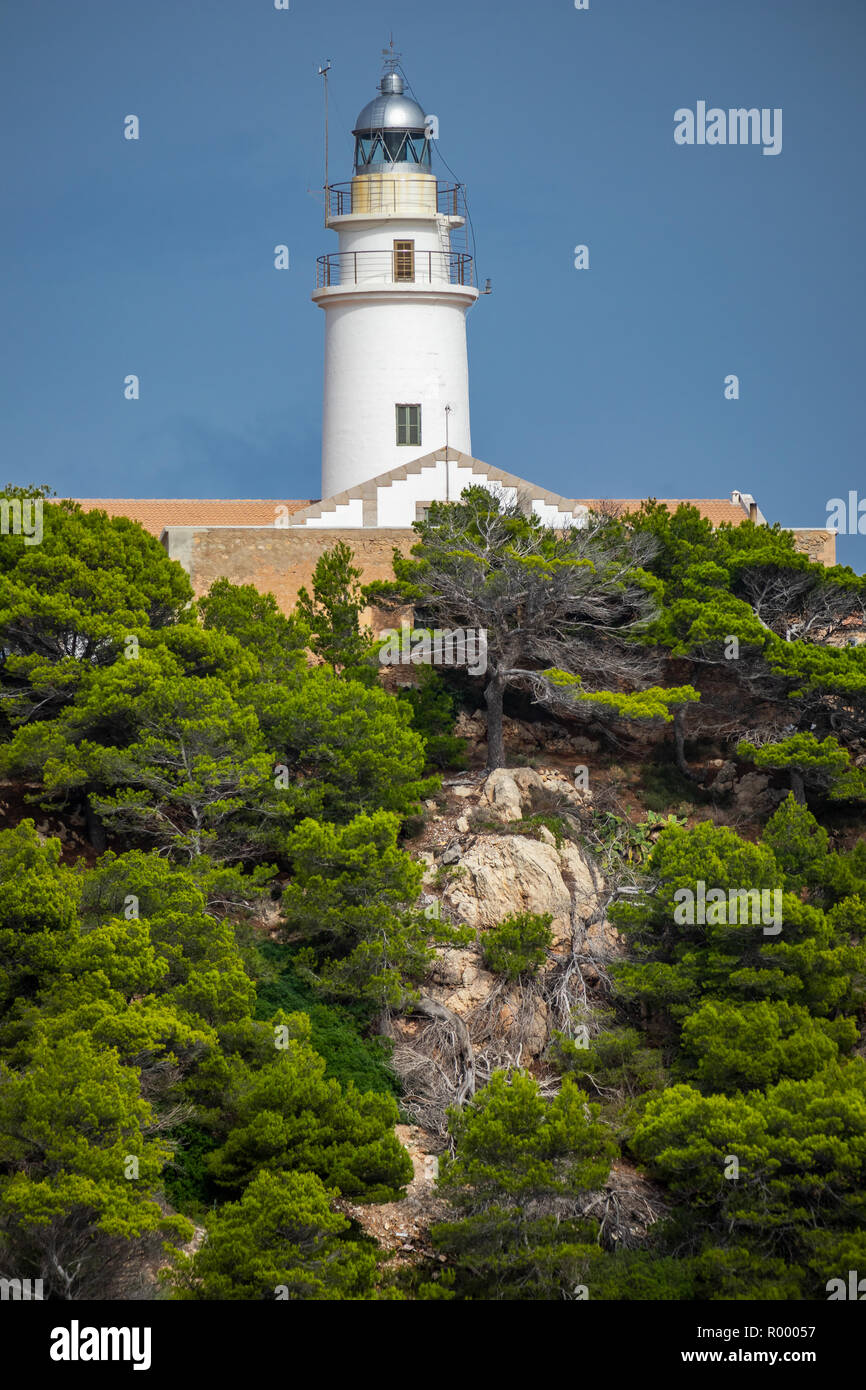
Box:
[325, 180, 466, 221]
[316, 250, 475, 289]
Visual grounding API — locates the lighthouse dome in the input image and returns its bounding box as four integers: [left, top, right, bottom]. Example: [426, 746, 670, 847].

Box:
[353, 72, 432, 172]
[353, 73, 427, 133]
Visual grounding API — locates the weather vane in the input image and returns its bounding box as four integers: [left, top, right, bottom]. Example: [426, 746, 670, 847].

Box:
[381, 35, 401, 73]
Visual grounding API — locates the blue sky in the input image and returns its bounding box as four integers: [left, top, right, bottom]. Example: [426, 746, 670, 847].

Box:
[2, 0, 864, 568]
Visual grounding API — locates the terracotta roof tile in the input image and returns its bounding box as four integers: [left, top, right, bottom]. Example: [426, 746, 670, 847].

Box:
[576, 499, 749, 526]
[64, 499, 313, 537]
[64, 496, 748, 536]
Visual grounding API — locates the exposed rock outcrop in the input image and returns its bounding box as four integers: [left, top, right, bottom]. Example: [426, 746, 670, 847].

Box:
[392, 766, 624, 1132]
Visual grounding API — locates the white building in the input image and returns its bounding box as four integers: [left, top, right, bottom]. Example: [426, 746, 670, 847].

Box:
[313, 61, 479, 500]
[68, 55, 836, 589]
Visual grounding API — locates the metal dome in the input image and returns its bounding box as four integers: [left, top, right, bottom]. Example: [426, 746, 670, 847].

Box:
[353, 74, 427, 133]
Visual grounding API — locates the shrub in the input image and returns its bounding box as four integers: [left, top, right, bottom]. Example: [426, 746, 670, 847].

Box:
[482, 912, 553, 979]
[253, 942, 401, 1097]
[397, 667, 468, 770]
[638, 761, 700, 812]
[552, 1026, 666, 1098]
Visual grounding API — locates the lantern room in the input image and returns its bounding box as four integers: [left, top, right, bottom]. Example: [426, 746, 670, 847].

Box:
[353, 72, 432, 174]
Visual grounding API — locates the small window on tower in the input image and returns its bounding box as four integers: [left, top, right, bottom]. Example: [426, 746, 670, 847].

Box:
[396, 404, 421, 447]
[393, 240, 415, 282]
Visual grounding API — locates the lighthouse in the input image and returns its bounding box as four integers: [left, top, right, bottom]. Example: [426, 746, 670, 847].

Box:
[313, 54, 479, 500]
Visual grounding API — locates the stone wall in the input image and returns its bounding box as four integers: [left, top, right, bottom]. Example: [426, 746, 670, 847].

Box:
[162, 526, 416, 620]
[789, 528, 836, 566]
[162, 521, 837, 622]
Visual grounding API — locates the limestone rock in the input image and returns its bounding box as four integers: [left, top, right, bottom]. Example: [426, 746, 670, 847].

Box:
[732, 771, 782, 818]
[454, 711, 486, 739]
[428, 948, 495, 1014]
[558, 841, 601, 925]
[442, 832, 575, 948]
[498, 990, 549, 1056]
[711, 760, 737, 790]
[571, 735, 601, 755]
[584, 917, 622, 959]
[481, 766, 545, 822]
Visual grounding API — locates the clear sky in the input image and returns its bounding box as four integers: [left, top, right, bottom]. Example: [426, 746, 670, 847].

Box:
[2, 0, 864, 568]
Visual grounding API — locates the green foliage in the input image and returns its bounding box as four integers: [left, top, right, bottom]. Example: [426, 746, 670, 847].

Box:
[77, 849, 259, 1026]
[481, 912, 553, 979]
[545, 672, 700, 724]
[253, 941, 401, 1097]
[432, 1070, 615, 1299]
[761, 794, 830, 888]
[0, 821, 81, 1015]
[440, 1070, 615, 1206]
[161, 1122, 221, 1214]
[506, 813, 570, 849]
[84, 673, 284, 860]
[738, 733, 866, 802]
[587, 808, 686, 867]
[632, 1061, 866, 1234]
[281, 812, 469, 1010]
[373, 488, 705, 771]
[204, 1026, 413, 1200]
[552, 1025, 666, 1100]
[627, 500, 866, 770]
[0, 1028, 192, 1298]
[589, 1249, 697, 1301]
[199, 578, 309, 681]
[255, 666, 438, 823]
[819, 837, 866, 906]
[594, 793, 866, 1288]
[0, 481, 56, 499]
[679, 999, 856, 1092]
[430, 1206, 602, 1302]
[610, 820, 866, 1023]
[0, 500, 193, 732]
[166, 1169, 386, 1300]
[397, 667, 468, 770]
[295, 540, 375, 676]
[590, 1245, 803, 1301]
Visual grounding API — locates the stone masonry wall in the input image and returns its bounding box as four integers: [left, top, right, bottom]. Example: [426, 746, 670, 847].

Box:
[162, 523, 837, 622]
[164, 526, 416, 620]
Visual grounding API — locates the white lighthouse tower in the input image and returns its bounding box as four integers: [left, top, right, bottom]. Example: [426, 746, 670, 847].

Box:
[313, 54, 479, 500]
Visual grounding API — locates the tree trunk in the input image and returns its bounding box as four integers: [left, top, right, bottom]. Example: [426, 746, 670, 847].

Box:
[672, 706, 695, 781]
[411, 995, 476, 1105]
[84, 791, 107, 853]
[790, 769, 806, 804]
[484, 674, 506, 771]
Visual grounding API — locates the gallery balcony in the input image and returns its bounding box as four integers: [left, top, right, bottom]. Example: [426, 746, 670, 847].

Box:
[324, 179, 467, 222]
[315, 249, 475, 290]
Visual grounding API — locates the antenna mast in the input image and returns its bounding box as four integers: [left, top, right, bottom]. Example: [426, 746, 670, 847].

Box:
[318, 59, 332, 225]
